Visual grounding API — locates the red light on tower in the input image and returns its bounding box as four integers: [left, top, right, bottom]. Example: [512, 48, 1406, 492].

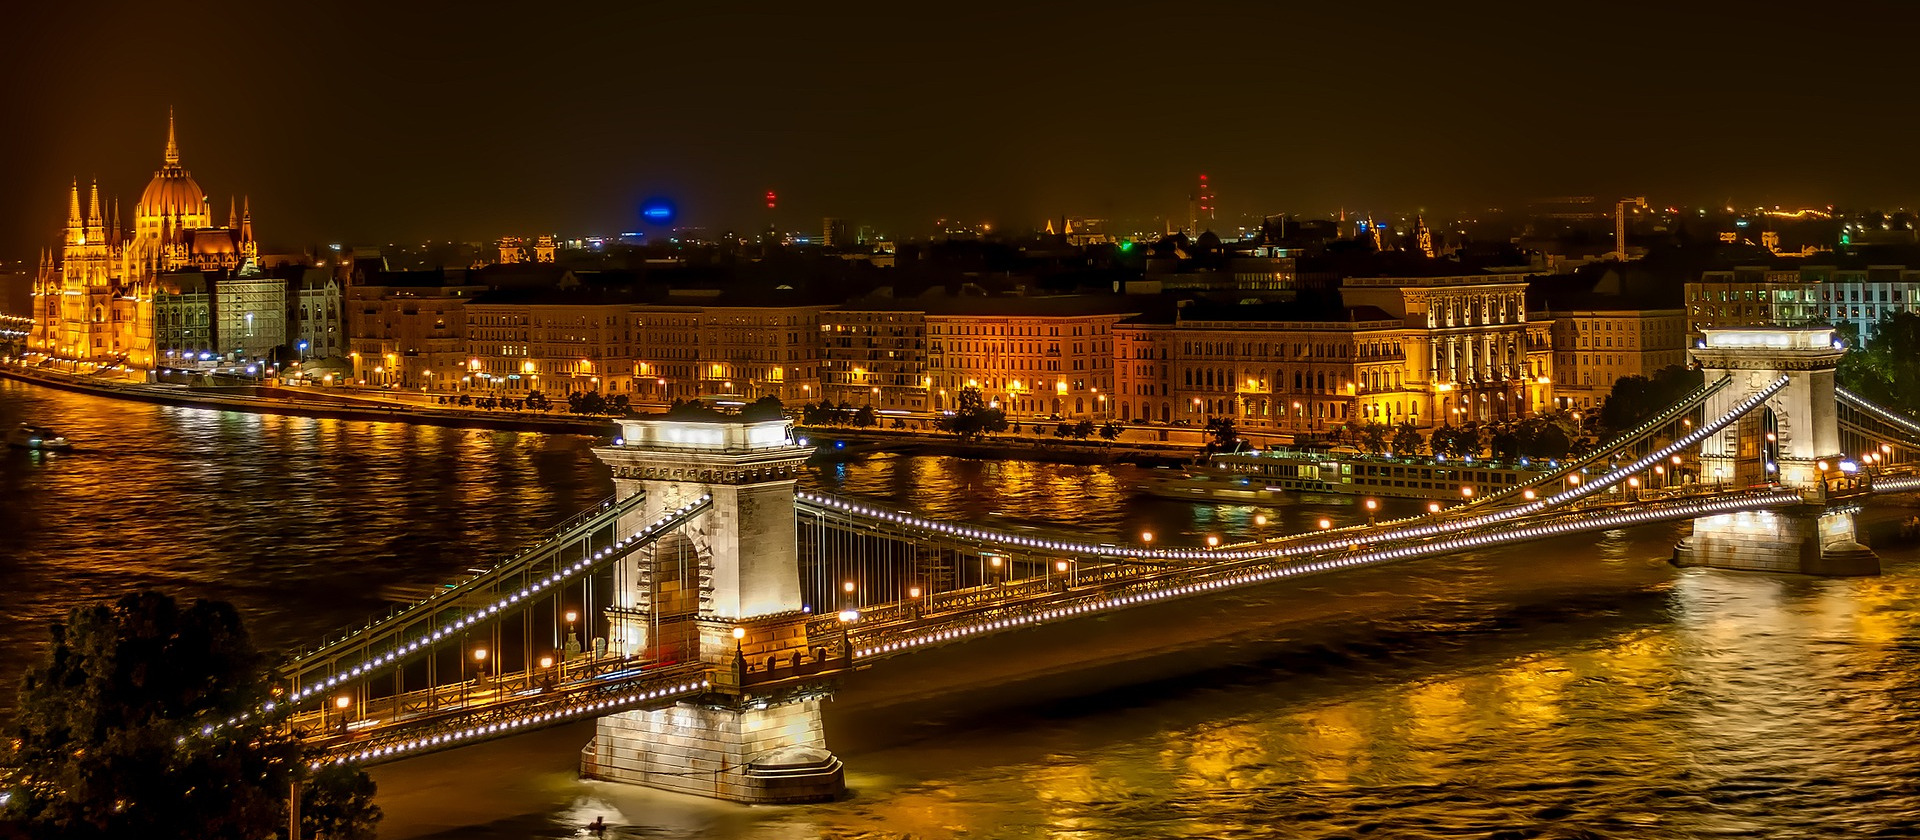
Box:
[1198, 174, 1214, 221]
[765, 191, 777, 210]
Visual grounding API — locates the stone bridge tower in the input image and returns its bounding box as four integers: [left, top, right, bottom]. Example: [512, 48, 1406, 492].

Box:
[585, 409, 844, 803]
[1677, 327, 1877, 575]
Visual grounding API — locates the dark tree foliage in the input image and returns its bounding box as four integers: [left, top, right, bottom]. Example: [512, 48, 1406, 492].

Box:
[1838, 312, 1920, 419]
[1392, 421, 1425, 456]
[1203, 417, 1236, 451]
[1428, 423, 1482, 459]
[1353, 421, 1391, 455]
[933, 387, 1007, 441]
[741, 394, 785, 421]
[2, 592, 380, 840]
[1098, 422, 1121, 441]
[1599, 364, 1703, 434]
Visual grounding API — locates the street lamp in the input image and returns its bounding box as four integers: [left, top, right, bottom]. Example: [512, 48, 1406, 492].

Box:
[331, 695, 351, 733]
[1205, 534, 1220, 547]
[1363, 497, 1378, 523]
[563, 610, 581, 659]
[1140, 531, 1154, 545]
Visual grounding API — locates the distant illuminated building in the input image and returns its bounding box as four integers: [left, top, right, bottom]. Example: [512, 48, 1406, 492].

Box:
[822, 217, 849, 248]
[30, 111, 257, 366]
[497, 238, 524, 264]
[535, 235, 557, 263]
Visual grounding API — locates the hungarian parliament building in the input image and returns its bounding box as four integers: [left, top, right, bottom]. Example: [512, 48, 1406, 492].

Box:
[27, 113, 341, 367]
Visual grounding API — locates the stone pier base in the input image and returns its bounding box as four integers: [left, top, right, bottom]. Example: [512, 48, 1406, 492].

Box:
[583, 697, 844, 803]
[1675, 507, 1880, 576]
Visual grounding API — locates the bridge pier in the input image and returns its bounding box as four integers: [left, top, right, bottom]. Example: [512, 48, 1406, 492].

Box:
[1674, 506, 1879, 576]
[1674, 328, 1879, 577]
[587, 407, 845, 803]
[584, 696, 841, 803]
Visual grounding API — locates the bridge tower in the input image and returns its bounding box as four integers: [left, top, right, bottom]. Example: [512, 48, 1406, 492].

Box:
[1676, 327, 1878, 575]
[585, 408, 845, 802]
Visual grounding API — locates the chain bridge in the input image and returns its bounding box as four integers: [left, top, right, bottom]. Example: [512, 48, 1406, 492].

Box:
[263, 327, 1920, 803]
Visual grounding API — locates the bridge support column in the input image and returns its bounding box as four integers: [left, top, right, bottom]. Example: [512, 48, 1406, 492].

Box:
[1678, 328, 1879, 577]
[584, 696, 842, 803]
[588, 408, 845, 803]
[1675, 506, 1879, 576]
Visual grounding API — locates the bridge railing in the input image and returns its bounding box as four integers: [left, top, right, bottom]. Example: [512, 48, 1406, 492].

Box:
[286, 492, 630, 668]
[287, 496, 713, 705]
[313, 664, 712, 767]
[841, 487, 1812, 662]
[1473, 375, 1728, 509]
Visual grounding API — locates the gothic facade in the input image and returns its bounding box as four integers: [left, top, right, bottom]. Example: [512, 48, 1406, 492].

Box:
[30, 112, 257, 366]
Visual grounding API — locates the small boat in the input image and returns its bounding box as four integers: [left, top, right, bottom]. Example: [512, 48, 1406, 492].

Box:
[7, 424, 73, 452]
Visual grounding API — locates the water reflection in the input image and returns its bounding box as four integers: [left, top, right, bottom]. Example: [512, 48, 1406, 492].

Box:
[8, 382, 1920, 838]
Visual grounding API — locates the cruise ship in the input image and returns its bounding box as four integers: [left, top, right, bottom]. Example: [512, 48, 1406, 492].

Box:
[1135, 447, 1557, 503]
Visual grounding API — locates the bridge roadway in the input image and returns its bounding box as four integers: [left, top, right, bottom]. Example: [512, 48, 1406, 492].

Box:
[307, 472, 1920, 767]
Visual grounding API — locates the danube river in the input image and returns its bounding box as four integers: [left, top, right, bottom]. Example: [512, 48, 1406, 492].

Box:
[6, 379, 1920, 839]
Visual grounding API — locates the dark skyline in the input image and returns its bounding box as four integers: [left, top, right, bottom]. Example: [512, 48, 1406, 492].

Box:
[5, 0, 1919, 257]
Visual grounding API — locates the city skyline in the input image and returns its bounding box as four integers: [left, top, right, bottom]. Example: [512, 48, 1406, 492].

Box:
[8, 0, 1920, 256]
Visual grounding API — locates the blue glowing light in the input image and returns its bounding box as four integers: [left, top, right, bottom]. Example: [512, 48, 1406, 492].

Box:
[640, 198, 676, 226]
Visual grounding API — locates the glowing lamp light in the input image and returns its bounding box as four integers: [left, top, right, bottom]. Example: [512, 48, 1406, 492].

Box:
[1205, 535, 1220, 547]
[837, 609, 857, 623]
[334, 696, 351, 710]
[731, 627, 746, 641]
[539, 655, 554, 669]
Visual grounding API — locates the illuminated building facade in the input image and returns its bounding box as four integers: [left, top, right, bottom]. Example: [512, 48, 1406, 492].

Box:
[820, 307, 928, 411]
[1342, 272, 1555, 426]
[1687, 265, 1920, 344]
[1541, 308, 1687, 409]
[924, 299, 1128, 419]
[30, 112, 258, 366]
[347, 269, 486, 387]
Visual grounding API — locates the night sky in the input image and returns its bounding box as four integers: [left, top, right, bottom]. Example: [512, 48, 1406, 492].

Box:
[5, 0, 1918, 256]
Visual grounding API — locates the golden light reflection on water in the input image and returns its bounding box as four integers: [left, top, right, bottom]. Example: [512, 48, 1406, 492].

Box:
[14, 382, 1920, 839]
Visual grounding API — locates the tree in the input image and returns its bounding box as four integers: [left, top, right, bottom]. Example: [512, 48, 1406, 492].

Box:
[1391, 421, 1425, 456]
[1599, 364, 1704, 434]
[742, 395, 785, 421]
[1354, 421, 1391, 455]
[1429, 423, 1480, 459]
[934, 387, 1007, 441]
[852, 405, 878, 428]
[1203, 417, 1236, 451]
[1098, 422, 1121, 441]
[301, 761, 381, 840]
[609, 394, 631, 415]
[1838, 312, 1920, 419]
[4, 592, 381, 840]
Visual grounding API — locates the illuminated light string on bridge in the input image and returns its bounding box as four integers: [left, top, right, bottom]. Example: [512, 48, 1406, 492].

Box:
[289, 496, 713, 703]
[317, 678, 710, 767]
[1472, 376, 1730, 508]
[849, 489, 1809, 660]
[1838, 387, 1920, 437]
[795, 376, 1789, 568]
[289, 493, 632, 663]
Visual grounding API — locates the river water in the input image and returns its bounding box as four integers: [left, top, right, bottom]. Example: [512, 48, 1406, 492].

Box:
[6, 378, 1920, 839]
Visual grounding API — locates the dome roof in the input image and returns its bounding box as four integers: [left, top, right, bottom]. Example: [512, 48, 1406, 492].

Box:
[135, 110, 207, 224]
[138, 167, 205, 220]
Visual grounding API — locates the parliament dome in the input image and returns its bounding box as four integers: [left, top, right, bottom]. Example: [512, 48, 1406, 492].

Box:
[134, 111, 209, 229]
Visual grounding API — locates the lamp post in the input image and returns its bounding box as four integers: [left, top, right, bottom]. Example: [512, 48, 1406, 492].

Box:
[1363, 497, 1378, 524]
[331, 695, 351, 734]
[470, 647, 489, 704]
